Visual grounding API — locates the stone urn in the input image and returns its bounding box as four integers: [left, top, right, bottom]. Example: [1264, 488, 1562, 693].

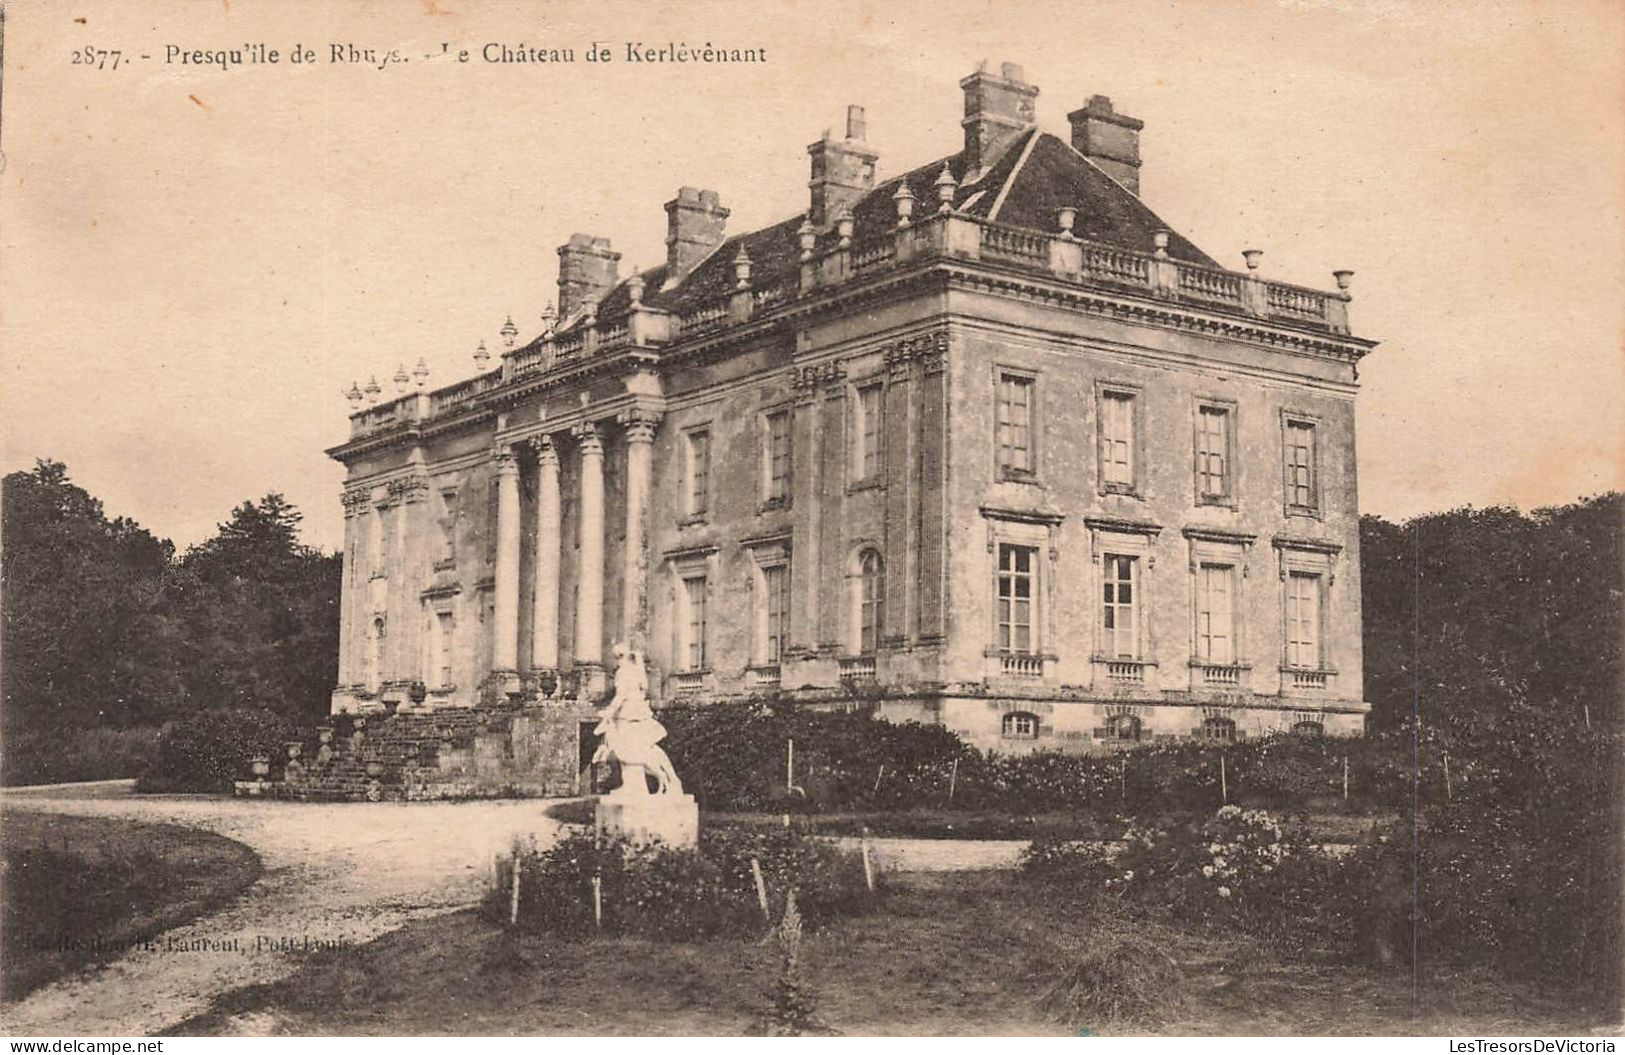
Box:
[409, 681, 428, 705]
[286, 741, 303, 760]
[366, 761, 384, 778]
[249, 755, 271, 779]
[317, 727, 334, 745]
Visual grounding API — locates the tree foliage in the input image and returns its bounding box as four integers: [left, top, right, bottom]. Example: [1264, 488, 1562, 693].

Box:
[2, 461, 338, 784]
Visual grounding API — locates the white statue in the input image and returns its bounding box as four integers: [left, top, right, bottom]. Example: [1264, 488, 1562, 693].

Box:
[592, 643, 684, 796]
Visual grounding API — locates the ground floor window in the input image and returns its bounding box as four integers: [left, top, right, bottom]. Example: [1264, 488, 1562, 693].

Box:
[1106, 713, 1143, 741]
[1001, 711, 1039, 739]
[1200, 716, 1236, 742]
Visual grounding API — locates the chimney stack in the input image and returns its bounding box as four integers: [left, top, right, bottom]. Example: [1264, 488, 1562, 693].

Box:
[961, 61, 1038, 183]
[807, 105, 878, 230]
[665, 187, 730, 280]
[556, 234, 621, 321]
[1068, 95, 1144, 196]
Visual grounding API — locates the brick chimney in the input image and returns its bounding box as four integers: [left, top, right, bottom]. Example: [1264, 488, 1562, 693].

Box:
[961, 61, 1038, 183]
[556, 234, 620, 321]
[807, 105, 878, 230]
[1068, 95, 1144, 196]
[664, 187, 729, 280]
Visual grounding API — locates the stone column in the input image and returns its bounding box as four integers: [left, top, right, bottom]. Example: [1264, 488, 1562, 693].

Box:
[618, 410, 660, 650]
[492, 445, 521, 673]
[574, 421, 605, 668]
[335, 487, 369, 705]
[531, 436, 562, 671]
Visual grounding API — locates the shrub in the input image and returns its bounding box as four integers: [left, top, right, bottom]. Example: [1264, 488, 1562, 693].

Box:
[1, 726, 161, 786]
[137, 707, 299, 793]
[486, 827, 875, 940]
[1039, 919, 1185, 1030]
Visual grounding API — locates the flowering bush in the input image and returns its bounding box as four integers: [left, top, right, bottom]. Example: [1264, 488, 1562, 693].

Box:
[485, 828, 875, 940]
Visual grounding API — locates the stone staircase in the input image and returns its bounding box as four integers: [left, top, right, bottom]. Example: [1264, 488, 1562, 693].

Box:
[236, 700, 595, 802]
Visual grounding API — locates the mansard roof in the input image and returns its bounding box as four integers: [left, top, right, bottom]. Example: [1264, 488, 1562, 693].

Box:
[560, 130, 1216, 339]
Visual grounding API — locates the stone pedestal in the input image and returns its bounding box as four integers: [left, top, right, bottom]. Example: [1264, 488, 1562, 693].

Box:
[594, 764, 698, 847]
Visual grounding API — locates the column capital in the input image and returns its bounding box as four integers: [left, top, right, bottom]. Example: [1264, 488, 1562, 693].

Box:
[617, 407, 663, 443]
[573, 420, 604, 455]
[493, 444, 520, 476]
[529, 433, 560, 467]
[341, 487, 372, 516]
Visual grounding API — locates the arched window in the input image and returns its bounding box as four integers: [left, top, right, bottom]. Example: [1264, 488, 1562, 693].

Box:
[1106, 714, 1142, 741]
[1292, 719, 1324, 738]
[370, 617, 387, 689]
[1002, 711, 1039, 740]
[1200, 716, 1236, 742]
[857, 549, 884, 654]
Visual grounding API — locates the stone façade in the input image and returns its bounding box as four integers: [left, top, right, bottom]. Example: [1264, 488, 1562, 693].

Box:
[323, 61, 1375, 785]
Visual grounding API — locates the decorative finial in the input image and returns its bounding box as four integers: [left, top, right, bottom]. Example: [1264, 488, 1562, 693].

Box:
[934, 164, 957, 212]
[1057, 206, 1077, 238]
[345, 382, 363, 408]
[1153, 230, 1171, 259]
[627, 268, 644, 306]
[797, 218, 817, 261]
[500, 315, 519, 349]
[363, 375, 381, 405]
[473, 339, 490, 371]
[541, 301, 557, 333]
[1332, 269, 1354, 292]
[393, 363, 410, 393]
[892, 182, 916, 227]
[1242, 249, 1263, 271]
[835, 211, 855, 248]
[733, 246, 753, 289]
[412, 357, 430, 388]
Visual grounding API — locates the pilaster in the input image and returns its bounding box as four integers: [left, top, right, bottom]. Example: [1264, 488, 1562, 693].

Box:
[531, 436, 562, 672]
[574, 421, 606, 672]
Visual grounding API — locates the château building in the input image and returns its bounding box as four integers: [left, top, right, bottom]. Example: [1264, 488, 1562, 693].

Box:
[327, 62, 1375, 774]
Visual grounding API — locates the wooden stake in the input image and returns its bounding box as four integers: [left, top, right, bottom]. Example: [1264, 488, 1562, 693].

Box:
[1443, 752, 1452, 802]
[948, 757, 959, 802]
[873, 763, 885, 794]
[592, 873, 602, 929]
[787, 737, 795, 790]
[1219, 754, 1228, 804]
[1343, 755, 1350, 802]
[509, 854, 521, 926]
[750, 856, 771, 921]
[861, 826, 875, 892]
[1584, 704, 1592, 730]
[1119, 756, 1127, 801]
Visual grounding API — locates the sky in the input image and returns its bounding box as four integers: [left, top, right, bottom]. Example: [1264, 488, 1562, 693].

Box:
[3, 0, 1622, 553]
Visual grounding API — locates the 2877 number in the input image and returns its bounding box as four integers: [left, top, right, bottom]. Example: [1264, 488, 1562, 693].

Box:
[70, 46, 124, 70]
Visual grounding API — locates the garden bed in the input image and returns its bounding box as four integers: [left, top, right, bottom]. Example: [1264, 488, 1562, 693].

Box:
[166, 870, 1599, 1036]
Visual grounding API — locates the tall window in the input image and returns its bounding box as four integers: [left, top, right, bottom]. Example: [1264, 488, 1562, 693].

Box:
[1196, 405, 1231, 502]
[1286, 571, 1321, 669]
[435, 611, 455, 688]
[1285, 420, 1317, 511]
[680, 575, 708, 670]
[1002, 712, 1039, 739]
[438, 489, 459, 564]
[1100, 391, 1136, 492]
[996, 373, 1034, 476]
[1101, 555, 1137, 659]
[370, 617, 386, 689]
[760, 564, 788, 664]
[684, 430, 710, 517]
[854, 383, 884, 481]
[996, 543, 1037, 654]
[857, 549, 884, 654]
[764, 410, 792, 504]
[1195, 563, 1235, 665]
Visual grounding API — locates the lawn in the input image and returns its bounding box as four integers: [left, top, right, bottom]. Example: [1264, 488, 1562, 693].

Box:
[0, 810, 262, 1001]
[166, 871, 1598, 1036]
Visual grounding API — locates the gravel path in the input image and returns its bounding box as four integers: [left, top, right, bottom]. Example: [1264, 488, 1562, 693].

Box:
[0, 781, 566, 1037]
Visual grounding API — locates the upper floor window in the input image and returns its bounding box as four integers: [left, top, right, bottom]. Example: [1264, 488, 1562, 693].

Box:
[1101, 554, 1138, 659]
[853, 383, 885, 483]
[855, 548, 884, 654]
[1196, 404, 1233, 503]
[1099, 390, 1137, 493]
[683, 429, 711, 518]
[1002, 711, 1039, 739]
[1285, 571, 1322, 670]
[1284, 419, 1318, 512]
[996, 372, 1035, 478]
[679, 574, 708, 670]
[996, 543, 1037, 654]
[1195, 563, 1235, 665]
[759, 563, 788, 665]
[437, 488, 459, 565]
[763, 410, 792, 505]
